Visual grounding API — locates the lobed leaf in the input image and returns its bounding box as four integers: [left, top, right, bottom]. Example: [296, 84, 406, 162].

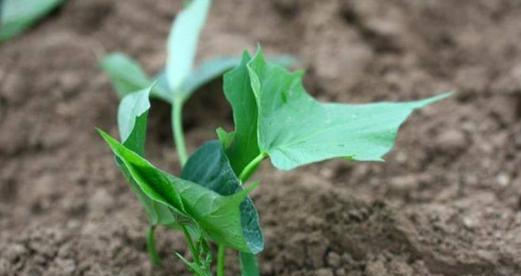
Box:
[0, 0, 64, 42]
[166, 0, 211, 92]
[181, 140, 263, 254]
[98, 130, 262, 253]
[223, 48, 451, 171]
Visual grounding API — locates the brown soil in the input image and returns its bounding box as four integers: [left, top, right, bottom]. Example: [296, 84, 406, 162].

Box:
[1, 0, 521, 275]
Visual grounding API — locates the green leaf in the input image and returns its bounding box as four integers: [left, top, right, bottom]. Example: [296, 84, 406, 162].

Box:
[100, 53, 152, 99]
[100, 53, 171, 102]
[180, 55, 297, 99]
[156, 55, 297, 103]
[0, 0, 64, 42]
[166, 0, 211, 92]
[154, 69, 173, 101]
[222, 51, 262, 175]
[264, 54, 298, 69]
[216, 127, 235, 149]
[98, 130, 262, 253]
[114, 87, 176, 226]
[181, 140, 263, 254]
[245, 49, 451, 170]
[118, 88, 150, 155]
[181, 56, 241, 97]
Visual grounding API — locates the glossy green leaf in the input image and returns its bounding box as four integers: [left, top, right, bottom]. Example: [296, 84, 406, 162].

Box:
[118, 88, 150, 155]
[98, 130, 261, 253]
[100, 53, 171, 102]
[244, 49, 451, 170]
[181, 140, 263, 254]
[0, 0, 64, 42]
[166, 0, 210, 92]
[222, 49, 451, 171]
[115, 87, 177, 226]
[222, 52, 261, 175]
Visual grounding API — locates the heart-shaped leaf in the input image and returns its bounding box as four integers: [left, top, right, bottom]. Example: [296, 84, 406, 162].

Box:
[223, 49, 451, 171]
[181, 140, 263, 254]
[99, 130, 261, 253]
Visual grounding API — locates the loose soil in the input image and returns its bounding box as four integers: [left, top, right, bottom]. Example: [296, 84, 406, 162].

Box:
[1, 0, 521, 275]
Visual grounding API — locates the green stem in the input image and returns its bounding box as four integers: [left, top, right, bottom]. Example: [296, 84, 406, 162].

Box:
[172, 97, 188, 167]
[239, 152, 267, 183]
[181, 225, 201, 265]
[146, 225, 161, 267]
[217, 245, 226, 276]
[239, 253, 260, 276]
[236, 153, 267, 276]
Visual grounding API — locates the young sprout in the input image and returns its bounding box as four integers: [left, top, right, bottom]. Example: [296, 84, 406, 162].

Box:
[99, 0, 292, 274]
[98, 1, 451, 275]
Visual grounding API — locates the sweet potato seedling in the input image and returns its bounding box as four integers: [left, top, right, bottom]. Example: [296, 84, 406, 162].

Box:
[98, 1, 451, 275]
[99, 0, 292, 273]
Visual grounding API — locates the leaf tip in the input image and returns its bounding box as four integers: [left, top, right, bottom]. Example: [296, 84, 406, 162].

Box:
[96, 128, 120, 151]
[241, 50, 252, 60]
[416, 91, 454, 107]
[95, 128, 110, 140]
[252, 45, 266, 63]
[228, 181, 260, 205]
[216, 127, 235, 149]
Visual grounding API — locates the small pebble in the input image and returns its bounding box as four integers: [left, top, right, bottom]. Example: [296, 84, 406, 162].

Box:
[463, 217, 477, 229]
[327, 251, 341, 267]
[496, 173, 510, 187]
[435, 129, 467, 155]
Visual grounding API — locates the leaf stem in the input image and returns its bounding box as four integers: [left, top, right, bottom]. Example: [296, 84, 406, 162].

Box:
[172, 96, 188, 167]
[181, 225, 201, 265]
[146, 225, 161, 267]
[236, 154, 266, 276]
[239, 253, 260, 276]
[217, 245, 226, 276]
[239, 152, 267, 183]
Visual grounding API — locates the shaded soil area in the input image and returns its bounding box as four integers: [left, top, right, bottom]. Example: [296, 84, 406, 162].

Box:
[1, 0, 521, 275]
